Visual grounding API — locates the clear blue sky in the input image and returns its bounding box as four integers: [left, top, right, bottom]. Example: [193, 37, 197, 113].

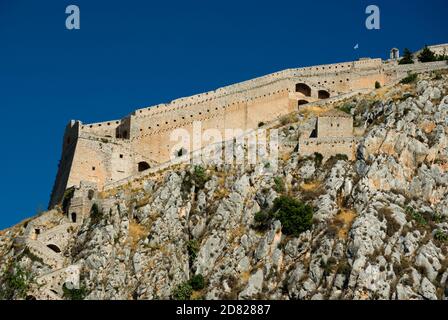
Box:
[0, 0, 447, 229]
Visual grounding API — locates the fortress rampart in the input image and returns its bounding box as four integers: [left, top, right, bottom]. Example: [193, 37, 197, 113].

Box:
[49, 50, 448, 207]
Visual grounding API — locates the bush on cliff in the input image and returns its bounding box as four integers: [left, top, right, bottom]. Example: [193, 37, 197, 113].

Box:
[0, 263, 33, 299]
[400, 73, 418, 84]
[272, 196, 313, 237]
[418, 46, 437, 63]
[399, 48, 414, 65]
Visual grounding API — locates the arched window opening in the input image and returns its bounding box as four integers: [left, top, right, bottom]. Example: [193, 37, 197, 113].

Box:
[295, 83, 312, 97]
[47, 244, 62, 253]
[318, 90, 330, 99]
[71, 212, 77, 223]
[138, 162, 150, 172]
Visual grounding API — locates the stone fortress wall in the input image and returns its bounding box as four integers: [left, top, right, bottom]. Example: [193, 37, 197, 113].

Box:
[49, 46, 448, 207]
[299, 110, 356, 160]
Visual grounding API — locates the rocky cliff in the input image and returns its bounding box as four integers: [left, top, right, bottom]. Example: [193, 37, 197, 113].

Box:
[1, 70, 448, 300]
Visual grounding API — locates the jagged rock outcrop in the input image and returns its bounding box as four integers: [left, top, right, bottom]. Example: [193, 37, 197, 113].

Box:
[0, 70, 447, 300]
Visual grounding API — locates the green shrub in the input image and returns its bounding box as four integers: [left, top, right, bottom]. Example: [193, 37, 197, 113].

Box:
[434, 230, 448, 243]
[338, 103, 354, 115]
[418, 46, 437, 63]
[405, 207, 427, 225]
[400, 73, 418, 84]
[0, 264, 33, 300]
[63, 284, 88, 300]
[399, 48, 414, 65]
[273, 177, 286, 193]
[375, 81, 381, 89]
[192, 166, 209, 190]
[187, 240, 199, 263]
[272, 196, 313, 237]
[189, 274, 205, 291]
[254, 211, 272, 230]
[172, 282, 193, 300]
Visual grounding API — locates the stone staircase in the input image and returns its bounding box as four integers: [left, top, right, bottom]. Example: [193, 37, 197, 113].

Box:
[25, 239, 65, 269]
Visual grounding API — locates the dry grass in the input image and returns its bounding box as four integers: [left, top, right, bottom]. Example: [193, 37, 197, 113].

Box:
[240, 271, 251, 283]
[300, 181, 321, 192]
[191, 290, 203, 300]
[128, 221, 148, 249]
[298, 106, 327, 118]
[334, 209, 357, 240]
[299, 180, 325, 201]
[281, 152, 292, 162]
[421, 121, 436, 134]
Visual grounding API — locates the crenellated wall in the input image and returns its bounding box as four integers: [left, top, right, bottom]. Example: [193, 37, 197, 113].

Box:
[49, 53, 448, 207]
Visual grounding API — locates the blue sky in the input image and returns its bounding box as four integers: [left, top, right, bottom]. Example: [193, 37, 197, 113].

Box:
[0, 0, 447, 229]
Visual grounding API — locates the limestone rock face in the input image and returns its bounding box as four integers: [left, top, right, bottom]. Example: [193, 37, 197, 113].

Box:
[1, 72, 448, 300]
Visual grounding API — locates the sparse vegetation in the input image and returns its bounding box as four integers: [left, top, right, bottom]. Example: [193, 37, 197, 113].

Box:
[379, 207, 401, 237]
[171, 274, 206, 300]
[399, 48, 414, 65]
[183, 166, 210, 194]
[400, 73, 418, 84]
[338, 103, 354, 115]
[189, 274, 205, 291]
[172, 282, 193, 300]
[187, 240, 199, 264]
[434, 230, 448, 243]
[0, 263, 33, 300]
[280, 114, 296, 126]
[254, 211, 272, 231]
[406, 206, 427, 226]
[273, 177, 286, 193]
[62, 283, 88, 300]
[418, 46, 437, 63]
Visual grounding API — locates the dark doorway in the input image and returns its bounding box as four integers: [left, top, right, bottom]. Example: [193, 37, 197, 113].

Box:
[295, 83, 312, 97]
[318, 90, 330, 99]
[138, 162, 150, 172]
[71, 213, 77, 223]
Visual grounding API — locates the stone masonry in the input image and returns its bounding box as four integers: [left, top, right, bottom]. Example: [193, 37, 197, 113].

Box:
[49, 45, 448, 207]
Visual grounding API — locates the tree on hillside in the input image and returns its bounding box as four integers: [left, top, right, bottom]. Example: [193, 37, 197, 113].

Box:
[398, 48, 414, 65]
[418, 46, 437, 63]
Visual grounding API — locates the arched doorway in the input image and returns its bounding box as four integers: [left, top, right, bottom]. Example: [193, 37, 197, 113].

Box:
[138, 161, 150, 172]
[295, 83, 312, 97]
[71, 212, 77, 223]
[47, 244, 62, 253]
[298, 100, 309, 108]
[318, 90, 330, 99]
